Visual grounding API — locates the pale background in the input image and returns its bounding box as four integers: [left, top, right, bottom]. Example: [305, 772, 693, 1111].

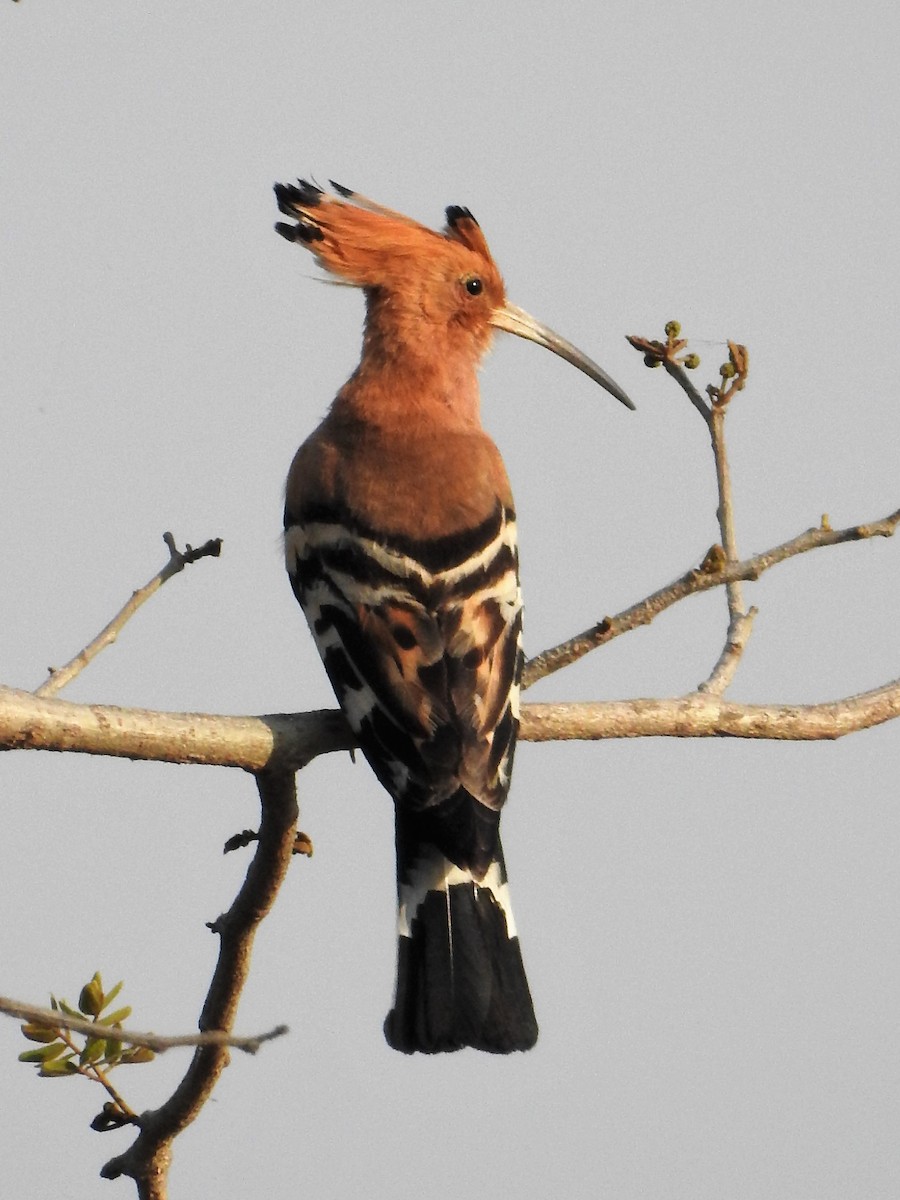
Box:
[2, 3, 898, 1197]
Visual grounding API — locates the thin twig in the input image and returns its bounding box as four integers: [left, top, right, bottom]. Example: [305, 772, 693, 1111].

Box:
[697, 607, 758, 695]
[0, 996, 287, 1055]
[34, 533, 222, 698]
[709, 408, 742, 605]
[55, 1026, 139, 1122]
[696, 402, 748, 693]
[662, 357, 711, 420]
[649, 334, 753, 693]
[522, 506, 899, 689]
[100, 771, 299, 1198]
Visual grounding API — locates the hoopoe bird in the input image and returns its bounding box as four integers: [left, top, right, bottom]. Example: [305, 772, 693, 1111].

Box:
[275, 180, 633, 1054]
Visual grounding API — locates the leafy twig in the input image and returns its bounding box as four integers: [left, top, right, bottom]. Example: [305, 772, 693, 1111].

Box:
[16, 975, 150, 1127]
[3, 995, 287, 1056]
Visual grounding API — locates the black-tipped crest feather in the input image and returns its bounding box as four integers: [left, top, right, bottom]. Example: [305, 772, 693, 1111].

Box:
[446, 205, 478, 228]
[274, 180, 323, 215]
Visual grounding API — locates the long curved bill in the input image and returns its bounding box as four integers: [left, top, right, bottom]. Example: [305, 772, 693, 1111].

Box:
[491, 301, 635, 410]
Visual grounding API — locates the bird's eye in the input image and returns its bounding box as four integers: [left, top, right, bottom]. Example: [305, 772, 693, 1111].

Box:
[464, 276, 483, 297]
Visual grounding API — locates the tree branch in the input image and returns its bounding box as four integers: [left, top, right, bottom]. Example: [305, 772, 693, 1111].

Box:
[100, 771, 299, 1198]
[0, 686, 354, 768]
[522, 506, 899, 689]
[521, 682, 900, 741]
[1, 681, 897, 776]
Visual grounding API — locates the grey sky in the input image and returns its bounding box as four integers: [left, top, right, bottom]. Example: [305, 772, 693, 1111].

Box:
[2, 2, 898, 1197]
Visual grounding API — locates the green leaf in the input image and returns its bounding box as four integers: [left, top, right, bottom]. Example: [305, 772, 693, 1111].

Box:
[39, 1057, 79, 1077]
[19, 1043, 66, 1063]
[80, 1038, 106, 1066]
[100, 980, 124, 1012]
[57, 998, 81, 1020]
[101, 1006, 132, 1027]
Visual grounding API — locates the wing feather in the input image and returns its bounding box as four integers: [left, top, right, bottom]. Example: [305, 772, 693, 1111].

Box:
[285, 502, 522, 841]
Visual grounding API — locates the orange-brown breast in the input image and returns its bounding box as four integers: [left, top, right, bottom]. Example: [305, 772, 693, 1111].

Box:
[286, 411, 514, 542]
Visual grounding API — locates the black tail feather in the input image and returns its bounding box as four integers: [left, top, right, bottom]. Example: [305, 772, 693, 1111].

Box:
[385, 880, 538, 1055]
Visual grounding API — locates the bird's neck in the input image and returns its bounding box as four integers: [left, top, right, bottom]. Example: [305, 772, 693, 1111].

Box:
[336, 339, 484, 434]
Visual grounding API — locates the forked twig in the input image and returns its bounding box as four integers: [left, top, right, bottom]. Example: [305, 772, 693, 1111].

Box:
[522, 507, 899, 690]
[628, 327, 754, 694]
[35, 533, 222, 699]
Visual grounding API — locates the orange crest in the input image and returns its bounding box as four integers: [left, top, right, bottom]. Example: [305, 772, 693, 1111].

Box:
[275, 180, 506, 315]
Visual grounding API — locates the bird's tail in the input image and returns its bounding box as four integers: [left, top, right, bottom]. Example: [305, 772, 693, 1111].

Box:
[384, 838, 538, 1054]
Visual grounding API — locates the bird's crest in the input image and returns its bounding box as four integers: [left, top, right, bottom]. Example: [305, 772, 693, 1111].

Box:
[274, 180, 500, 293]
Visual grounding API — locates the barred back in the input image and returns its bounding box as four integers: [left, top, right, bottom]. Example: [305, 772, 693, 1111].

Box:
[285, 498, 522, 874]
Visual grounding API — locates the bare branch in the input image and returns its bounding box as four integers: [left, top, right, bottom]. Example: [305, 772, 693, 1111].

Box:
[0, 996, 287, 1056]
[696, 344, 753, 692]
[34, 533, 222, 699]
[697, 402, 748, 692]
[0, 686, 354, 768]
[1, 679, 897, 775]
[100, 771, 299, 1196]
[521, 681, 900, 742]
[522, 507, 899, 689]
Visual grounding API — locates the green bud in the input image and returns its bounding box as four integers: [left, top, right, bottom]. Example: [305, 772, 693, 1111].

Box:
[664, 320, 681, 337]
[79, 974, 104, 1018]
[21, 1023, 60, 1044]
[683, 354, 700, 370]
[123, 1047, 155, 1065]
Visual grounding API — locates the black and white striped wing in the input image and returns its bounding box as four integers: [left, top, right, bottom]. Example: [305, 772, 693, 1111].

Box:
[284, 501, 522, 870]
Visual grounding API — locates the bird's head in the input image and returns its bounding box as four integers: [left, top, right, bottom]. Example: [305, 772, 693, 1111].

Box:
[275, 180, 633, 410]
